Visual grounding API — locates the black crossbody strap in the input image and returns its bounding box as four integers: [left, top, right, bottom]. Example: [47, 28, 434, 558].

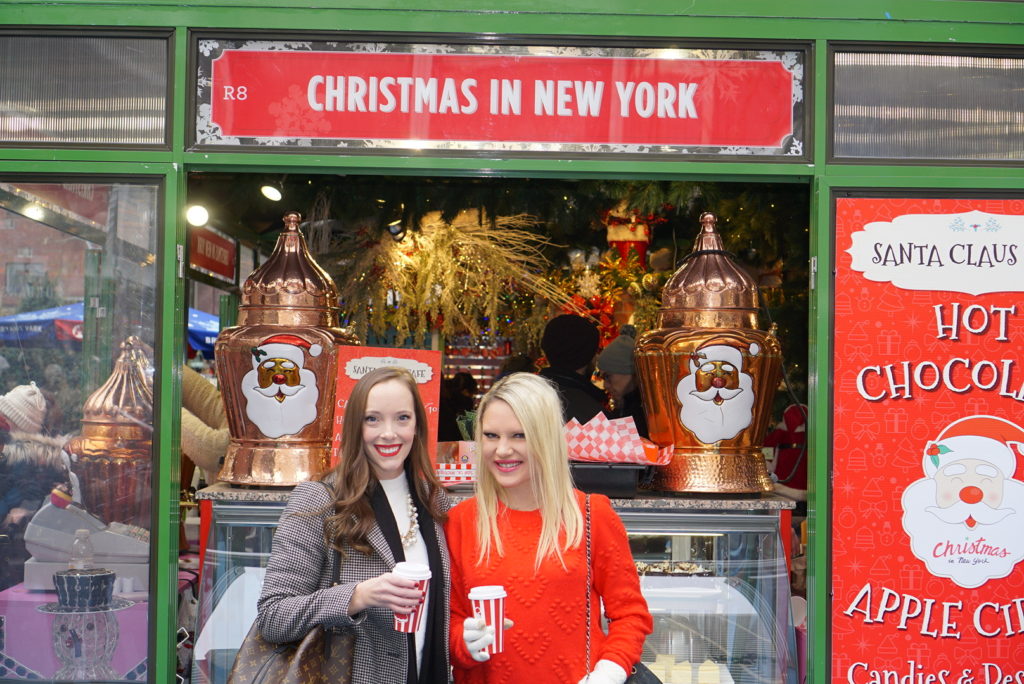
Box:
[584, 494, 592, 677]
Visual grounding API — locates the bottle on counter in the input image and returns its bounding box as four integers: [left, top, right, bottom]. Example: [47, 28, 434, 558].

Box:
[69, 528, 94, 570]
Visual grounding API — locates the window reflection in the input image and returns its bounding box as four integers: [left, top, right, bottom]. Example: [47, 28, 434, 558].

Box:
[0, 35, 167, 146]
[834, 51, 1024, 161]
[0, 179, 158, 682]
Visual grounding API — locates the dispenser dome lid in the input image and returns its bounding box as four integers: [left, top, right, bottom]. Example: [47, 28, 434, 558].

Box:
[240, 212, 340, 313]
[661, 212, 759, 315]
[81, 336, 153, 426]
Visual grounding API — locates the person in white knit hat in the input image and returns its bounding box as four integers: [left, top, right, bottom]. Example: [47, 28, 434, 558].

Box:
[1, 382, 72, 591]
[0, 382, 47, 435]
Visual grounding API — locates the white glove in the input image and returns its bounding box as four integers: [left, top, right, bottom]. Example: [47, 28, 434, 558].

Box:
[578, 659, 628, 684]
[462, 616, 494, 663]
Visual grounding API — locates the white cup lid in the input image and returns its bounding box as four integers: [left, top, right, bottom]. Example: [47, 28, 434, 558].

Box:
[469, 585, 507, 600]
[393, 561, 431, 580]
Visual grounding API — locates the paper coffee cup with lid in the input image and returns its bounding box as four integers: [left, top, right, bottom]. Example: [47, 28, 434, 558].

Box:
[469, 585, 507, 654]
[392, 562, 431, 633]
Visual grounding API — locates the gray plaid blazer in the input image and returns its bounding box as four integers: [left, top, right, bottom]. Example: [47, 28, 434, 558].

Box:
[256, 481, 452, 684]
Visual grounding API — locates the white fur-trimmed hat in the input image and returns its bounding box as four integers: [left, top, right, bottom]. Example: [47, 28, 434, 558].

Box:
[923, 415, 1024, 479]
[251, 334, 323, 368]
[690, 342, 759, 371]
[0, 381, 47, 433]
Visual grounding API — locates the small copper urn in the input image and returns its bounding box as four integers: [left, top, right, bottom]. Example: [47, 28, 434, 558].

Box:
[636, 212, 782, 493]
[65, 336, 154, 528]
[215, 212, 359, 486]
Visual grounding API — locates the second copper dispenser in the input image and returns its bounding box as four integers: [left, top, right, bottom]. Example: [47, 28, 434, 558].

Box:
[65, 336, 154, 528]
[636, 212, 782, 494]
[215, 212, 359, 486]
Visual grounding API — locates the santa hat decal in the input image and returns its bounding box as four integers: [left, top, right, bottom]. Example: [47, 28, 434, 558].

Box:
[690, 342, 759, 370]
[923, 415, 1024, 479]
[251, 334, 323, 367]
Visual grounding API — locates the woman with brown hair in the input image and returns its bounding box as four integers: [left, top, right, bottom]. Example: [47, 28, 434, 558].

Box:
[256, 366, 452, 684]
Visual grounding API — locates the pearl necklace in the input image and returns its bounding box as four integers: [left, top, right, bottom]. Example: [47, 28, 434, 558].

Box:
[401, 493, 420, 549]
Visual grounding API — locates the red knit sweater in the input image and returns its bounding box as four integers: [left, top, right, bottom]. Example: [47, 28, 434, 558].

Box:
[447, 490, 652, 684]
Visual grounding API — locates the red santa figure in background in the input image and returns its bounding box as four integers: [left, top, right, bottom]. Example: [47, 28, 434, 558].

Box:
[675, 342, 759, 444]
[901, 415, 1024, 588]
[241, 334, 322, 438]
[765, 403, 808, 490]
[603, 200, 656, 270]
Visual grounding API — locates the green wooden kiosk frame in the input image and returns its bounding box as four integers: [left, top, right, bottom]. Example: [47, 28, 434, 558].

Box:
[1, 2, 1021, 682]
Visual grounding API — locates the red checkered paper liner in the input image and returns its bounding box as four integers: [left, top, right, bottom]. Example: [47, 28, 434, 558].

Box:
[437, 463, 476, 483]
[564, 413, 672, 465]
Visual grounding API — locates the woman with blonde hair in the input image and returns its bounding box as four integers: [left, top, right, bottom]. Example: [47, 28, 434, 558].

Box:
[256, 366, 452, 684]
[446, 372, 652, 684]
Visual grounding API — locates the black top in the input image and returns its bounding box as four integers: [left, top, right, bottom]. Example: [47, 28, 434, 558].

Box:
[538, 367, 607, 424]
[368, 471, 447, 684]
[608, 388, 649, 439]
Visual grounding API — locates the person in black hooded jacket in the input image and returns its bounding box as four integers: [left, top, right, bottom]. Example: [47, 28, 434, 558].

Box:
[538, 314, 607, 424]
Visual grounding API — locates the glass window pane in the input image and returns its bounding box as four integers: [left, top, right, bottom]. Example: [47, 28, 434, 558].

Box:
[0, 178, 159, 682]
[0, 35, 167, 146]
[833, 51, 1024, 161]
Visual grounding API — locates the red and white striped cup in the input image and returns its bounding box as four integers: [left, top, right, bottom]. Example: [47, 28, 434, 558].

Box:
[392, 562, 431, 633]
[468, 585, 507, 655]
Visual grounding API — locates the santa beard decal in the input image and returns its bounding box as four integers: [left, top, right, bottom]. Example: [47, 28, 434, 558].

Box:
[241, 364, 320, 438]
[676, 358, 755, 444]
[901, 476, 1024, 588]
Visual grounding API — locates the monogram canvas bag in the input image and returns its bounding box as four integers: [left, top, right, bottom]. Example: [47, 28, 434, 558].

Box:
[227, 488, 354, 684]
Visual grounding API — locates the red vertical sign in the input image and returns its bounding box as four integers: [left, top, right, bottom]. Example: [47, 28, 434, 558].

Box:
[189, 225, 237, 283]
[832, 197, 1024, 681]
[331, 346, 442, 468]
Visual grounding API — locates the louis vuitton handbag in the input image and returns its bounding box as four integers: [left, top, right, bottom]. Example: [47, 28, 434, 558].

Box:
[226, 549, 354, 684]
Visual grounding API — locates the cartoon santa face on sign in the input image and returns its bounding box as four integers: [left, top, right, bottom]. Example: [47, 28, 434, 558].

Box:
[241, 334, 321, 438]
[901, 415, 1024, 588]
[675, 343, 758, 444]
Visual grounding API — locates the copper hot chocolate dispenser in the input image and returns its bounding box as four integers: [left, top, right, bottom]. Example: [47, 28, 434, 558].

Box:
[636, 212, 782, 493]
[64, 336, 153, 528]
[215, 212, 359, 486]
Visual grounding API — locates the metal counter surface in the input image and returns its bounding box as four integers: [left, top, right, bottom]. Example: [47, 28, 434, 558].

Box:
[196, 482, 796, 510]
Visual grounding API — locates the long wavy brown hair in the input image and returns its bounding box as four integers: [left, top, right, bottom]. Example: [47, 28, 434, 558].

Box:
[320, 366, 446, 556]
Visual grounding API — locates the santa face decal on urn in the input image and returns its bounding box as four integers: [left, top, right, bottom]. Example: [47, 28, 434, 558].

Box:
[900, 414, 1024, 588]
[241, 334, 322, 438]
[676, 343, 758, 444]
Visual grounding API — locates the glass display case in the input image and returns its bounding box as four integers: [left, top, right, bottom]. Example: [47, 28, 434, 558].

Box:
[190, 489, 287, 684]
[618, 508, 797, 684]
[188, 490, 797, 684]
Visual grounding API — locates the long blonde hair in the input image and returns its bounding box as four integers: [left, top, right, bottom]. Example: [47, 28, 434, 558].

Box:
[473, 372, 582, 569]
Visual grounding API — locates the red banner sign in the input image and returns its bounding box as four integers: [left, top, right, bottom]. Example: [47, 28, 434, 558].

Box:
[210, 50, 794, 148]
[832, 197, 1024, 681]
[54, 318, 83, 342]
[189, 225, 237, 283]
